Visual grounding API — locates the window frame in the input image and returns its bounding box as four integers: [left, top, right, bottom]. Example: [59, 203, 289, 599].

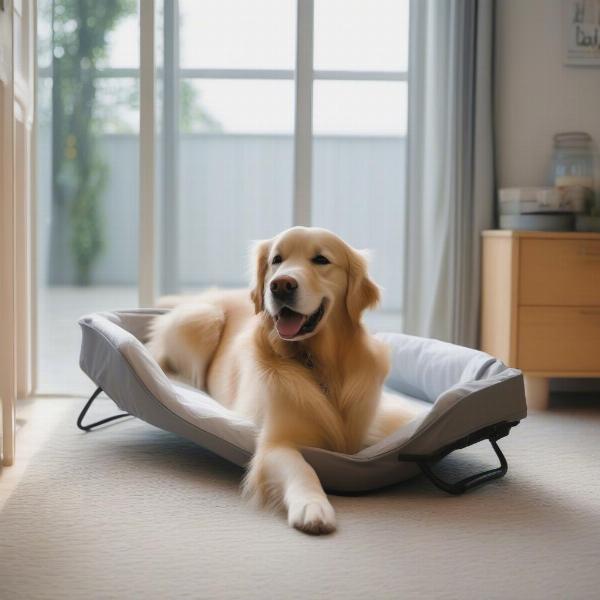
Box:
[39, 0, 408, 306]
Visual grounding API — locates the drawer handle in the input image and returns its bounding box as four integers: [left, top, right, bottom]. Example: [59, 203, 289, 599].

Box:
[579, 309, 600, 316]
[578, 246, 600, 257]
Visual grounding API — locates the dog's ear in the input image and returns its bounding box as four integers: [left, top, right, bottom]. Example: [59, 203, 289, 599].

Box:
[250, 239, 272, 314]
[345, 248, 380, 324]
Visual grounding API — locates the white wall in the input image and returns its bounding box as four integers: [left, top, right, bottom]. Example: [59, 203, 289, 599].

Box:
[495, 0, 600, 188]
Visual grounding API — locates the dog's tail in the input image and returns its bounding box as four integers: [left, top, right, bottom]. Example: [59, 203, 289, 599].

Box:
[156, 295, 190, 309]
[147, 301, 225, 389]
[157, 287, 222, 309]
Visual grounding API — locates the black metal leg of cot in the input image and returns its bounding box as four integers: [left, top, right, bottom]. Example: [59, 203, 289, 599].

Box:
[416, 437, 508, 495]
[398, 421, 517, 495]
[77, 386, 131, 432]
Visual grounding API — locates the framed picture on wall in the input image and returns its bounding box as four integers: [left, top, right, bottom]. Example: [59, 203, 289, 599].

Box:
[564, 0, 600, 65]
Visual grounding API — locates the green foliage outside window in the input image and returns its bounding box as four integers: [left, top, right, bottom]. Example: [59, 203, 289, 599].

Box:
[50, 0, 222, 285]
[51, 0, 136, 285]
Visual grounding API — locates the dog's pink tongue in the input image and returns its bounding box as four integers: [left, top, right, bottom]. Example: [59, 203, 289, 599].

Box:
[276, 312, 305, 338]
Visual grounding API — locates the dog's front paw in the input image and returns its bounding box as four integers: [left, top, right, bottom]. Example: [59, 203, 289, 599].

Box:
[288, 498, 336, 535]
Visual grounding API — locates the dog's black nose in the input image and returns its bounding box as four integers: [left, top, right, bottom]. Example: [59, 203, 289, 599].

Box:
[270, 276, 298, 301]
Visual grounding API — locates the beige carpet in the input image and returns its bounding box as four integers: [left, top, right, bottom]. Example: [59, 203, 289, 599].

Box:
[1, 396, 599, 600]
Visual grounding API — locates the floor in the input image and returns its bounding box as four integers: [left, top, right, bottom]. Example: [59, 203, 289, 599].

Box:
[1, 394, 599, 599]
[38, 286, 137, 395]
[0, 398, 71, 511]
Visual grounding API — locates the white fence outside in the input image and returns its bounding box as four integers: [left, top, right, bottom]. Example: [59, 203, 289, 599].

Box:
[38, 133, 406, 312]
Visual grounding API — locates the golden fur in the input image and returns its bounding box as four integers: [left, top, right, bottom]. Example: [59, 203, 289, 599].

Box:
[147, 227, 417, 534]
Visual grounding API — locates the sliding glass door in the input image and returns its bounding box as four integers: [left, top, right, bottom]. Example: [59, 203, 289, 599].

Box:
[172, 0, 296, 294]
[159, 0, 409, 329]
[37, 0, 140, 393]
[36, 0, 409, 394]
[311, 0, 409, 331]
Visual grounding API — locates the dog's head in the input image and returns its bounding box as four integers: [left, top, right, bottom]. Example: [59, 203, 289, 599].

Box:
[250, 227, 380, 341]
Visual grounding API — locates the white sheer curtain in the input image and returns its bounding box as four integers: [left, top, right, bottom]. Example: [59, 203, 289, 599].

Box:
[403, 0, 495, 347]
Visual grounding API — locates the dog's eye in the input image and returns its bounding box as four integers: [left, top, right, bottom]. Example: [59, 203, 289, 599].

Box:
[272, 255, 282, 265]
[312, 255, 330, 265]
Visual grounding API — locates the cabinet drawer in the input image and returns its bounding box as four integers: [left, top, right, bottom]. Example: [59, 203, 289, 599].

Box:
[518, 307, 600, 372]
[519, 239, 600, 306]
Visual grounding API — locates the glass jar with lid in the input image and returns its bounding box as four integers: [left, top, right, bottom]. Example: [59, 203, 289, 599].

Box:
[553, 132, 594, 186]
[552, 132, 596, 214]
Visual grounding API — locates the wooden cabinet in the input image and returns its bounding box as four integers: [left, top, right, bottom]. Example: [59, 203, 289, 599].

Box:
[481, 230, 600, 409]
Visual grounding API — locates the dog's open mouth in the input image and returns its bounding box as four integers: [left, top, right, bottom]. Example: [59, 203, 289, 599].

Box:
[274, 300, 326, 339]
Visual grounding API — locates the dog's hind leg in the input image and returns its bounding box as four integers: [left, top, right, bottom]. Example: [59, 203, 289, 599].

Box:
[147, 302, 225, 389]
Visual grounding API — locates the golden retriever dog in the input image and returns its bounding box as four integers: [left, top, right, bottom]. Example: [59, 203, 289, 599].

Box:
[148, 227, 416, 534]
